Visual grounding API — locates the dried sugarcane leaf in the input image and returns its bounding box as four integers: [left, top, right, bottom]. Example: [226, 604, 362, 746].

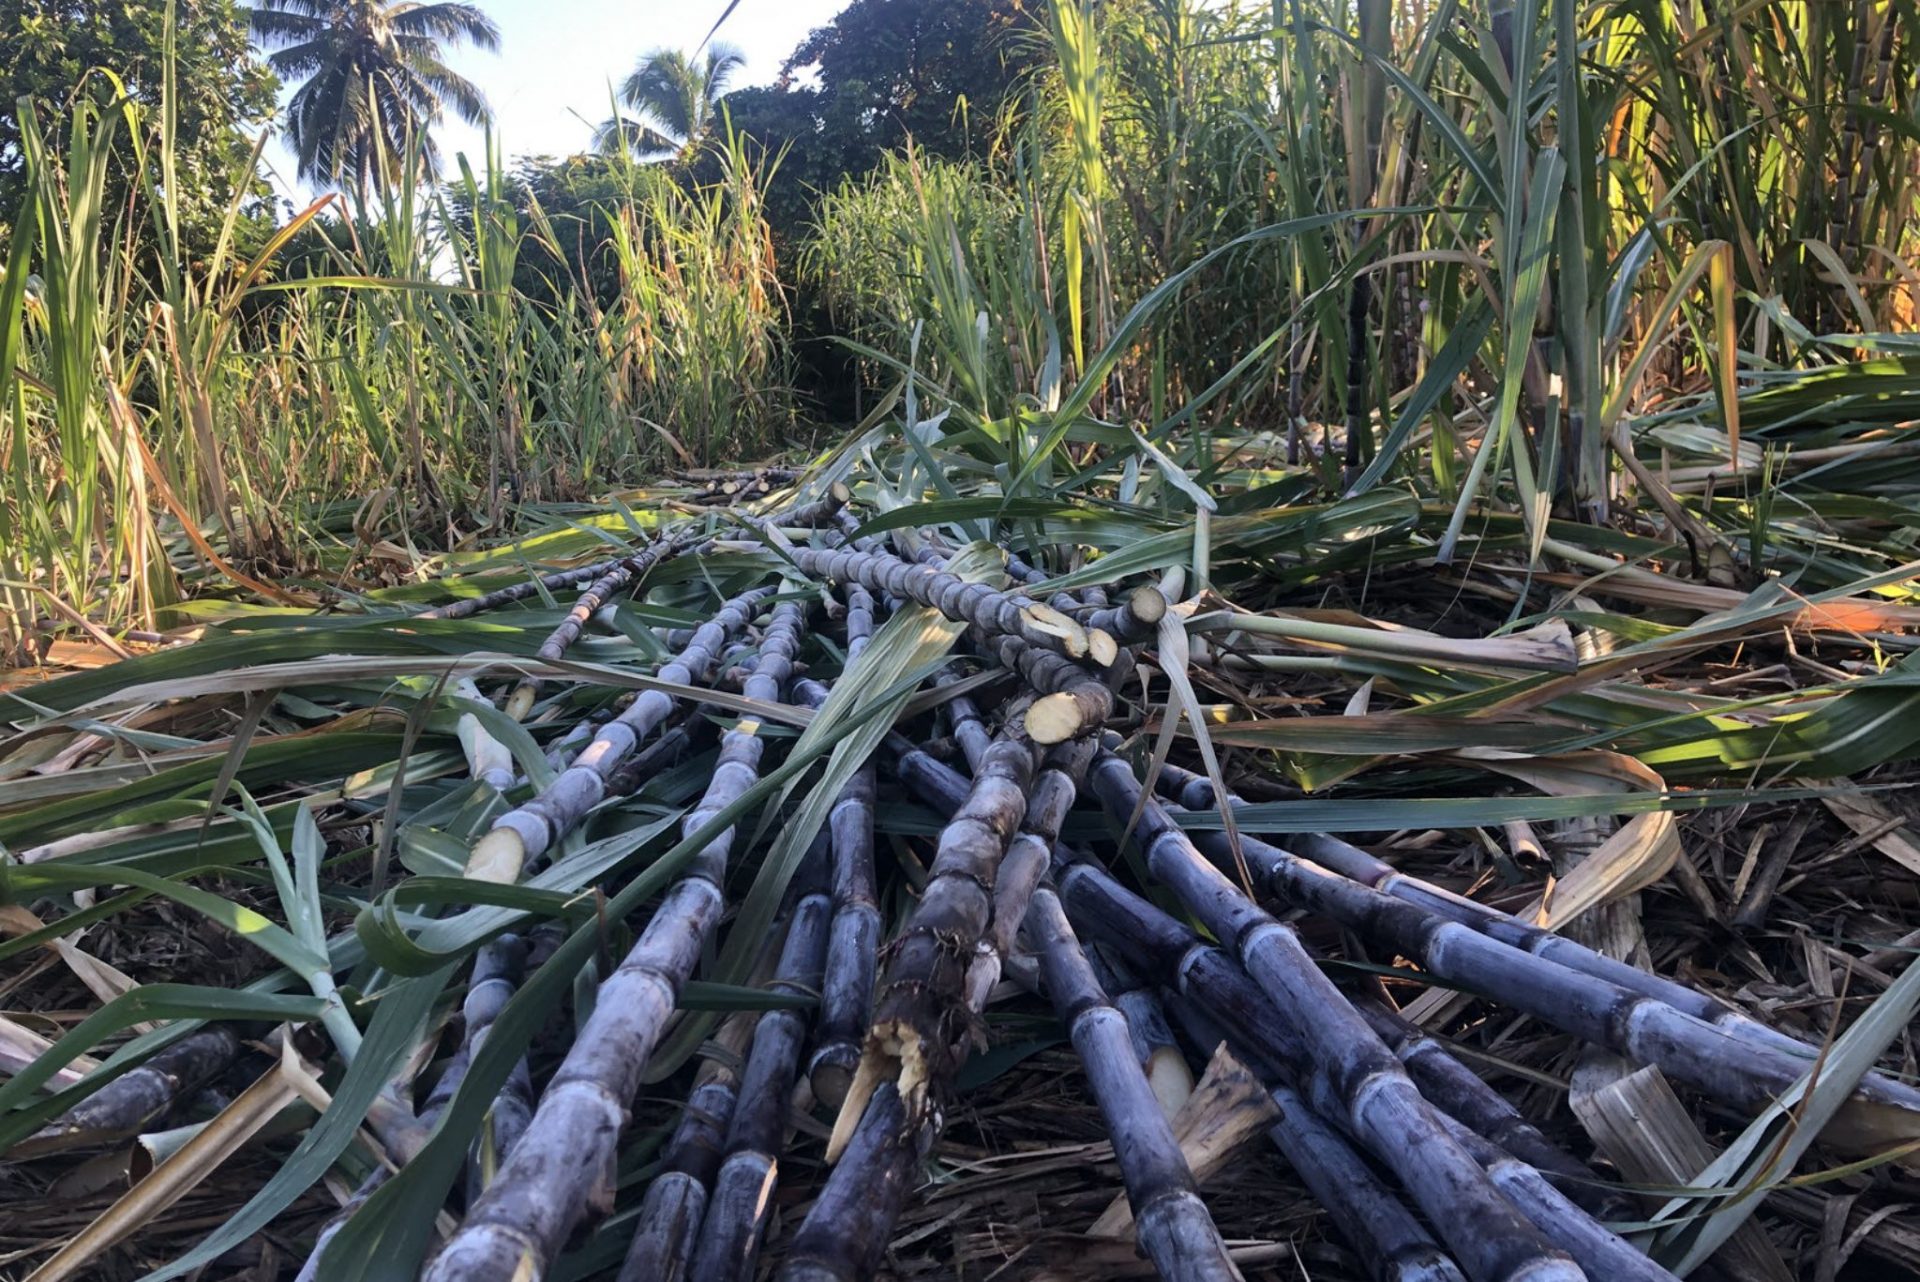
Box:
[1816, 783, 1920, 878]
[1649, 956, 1920, 1272]
[1084, 1043, 1278, 1240]
[1455, 749, 1683, 929]
[23, 1051, 305, 1282]
[1568, 1057, 1792, 1282]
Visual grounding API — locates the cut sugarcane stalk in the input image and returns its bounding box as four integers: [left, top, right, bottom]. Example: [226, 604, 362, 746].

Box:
[1164, 999, 1465, 1282]
[424, 601, 808, 1282]
[1024, 884, 1243, 1281]
[686, 863, 832, 1282]
[963, 737, 1097, 1014]
[31, 1028, 239, 1143]
[827, 732, 1038, 1163]
[468, 583, 777, 885]
[1086, 946, 1195, 1120]
[1171, 800, 1920, 1146]
[1079, 752, 1580, 1282]
[617, 941, 784, 1282]
[805, 585, 883, 1108]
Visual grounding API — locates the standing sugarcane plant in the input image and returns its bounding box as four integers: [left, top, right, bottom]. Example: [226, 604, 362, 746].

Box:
[424, 599, 808, 1282]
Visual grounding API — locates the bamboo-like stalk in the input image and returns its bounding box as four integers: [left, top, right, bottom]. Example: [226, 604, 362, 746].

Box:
[1433, 1110, 1678, 1282]
[468, 583, 776, 883]
[962, 737, 1097, 1014]
[504, 530, 698, 720]
[782, 544, 1093, 664]
[1355, 997, 1632, 1222]
[1081, 583, 1171, 646]
[425, 601, 809, 1282]
[936, 669, 993, 774]
[1086, 945, 1195, 1119]
[897, 745, 1577, 1282]
[773, 1082, 923, 1282]
[828, 732, 1038, 1162]
[687, 869, 833, 1282]
[1165, 794, 1920, 1137]
[602, 714, 709, 799]
[417, 557, 626, 621]
[1080, 753, 1579, 1282]
[1156, 765, 1920, 1117]
[1192, 990, 1675, 1282]
[784, 732, 1039, 1282]
[303, 935, 530, 1281]
[974, 630, 1114, 744]
[617, 955, 779, 1282]
[806, 585, 883, 1108]
[1165, 996, 1465, 1282]
[32, 1027, 238, 1142]
[460, 935, 533, 1205]
[1024, 885, 1244, 1281]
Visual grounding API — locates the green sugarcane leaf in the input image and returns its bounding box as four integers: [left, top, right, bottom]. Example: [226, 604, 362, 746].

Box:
[1649, 956, 1920, 1272]
[2, 860, 327, 976]
[677, 980, 817, 1011]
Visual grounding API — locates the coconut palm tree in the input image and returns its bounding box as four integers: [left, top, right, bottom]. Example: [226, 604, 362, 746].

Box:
[594, 45, 747, 164]
[249, 0, 500, 197]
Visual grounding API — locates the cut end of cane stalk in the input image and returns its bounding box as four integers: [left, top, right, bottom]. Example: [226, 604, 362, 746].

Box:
[1146, 1046, 1195, 1120]
[1024, 603, 1091, 659]
[1128, 584, 1170, 626]
[811, 1062, 855, 1111]
[1087, 628, 1119, 668]
[504, 682, 536, 723]
[1026, 691, 1100, 745]
[465, 827, 527, 886]
[826, 1021, 929, 1164]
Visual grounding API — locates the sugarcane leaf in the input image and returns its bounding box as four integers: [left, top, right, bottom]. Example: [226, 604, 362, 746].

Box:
[1346, 299, 1493, 495]
[955, 1036, 1067, 1092]
[355, 809, 683, 974]
[676, 980, 816, 1012]
[1, 860, 326, 976]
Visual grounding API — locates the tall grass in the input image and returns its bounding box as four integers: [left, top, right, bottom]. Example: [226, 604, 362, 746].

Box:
[1, 88, 788, 658]
[7, 0, 1920, 653]
[805, 0, 1920, 576]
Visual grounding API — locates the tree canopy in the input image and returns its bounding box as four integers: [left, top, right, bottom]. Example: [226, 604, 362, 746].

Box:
[0, 0, 275, 229]
[249, 0, 499, 195]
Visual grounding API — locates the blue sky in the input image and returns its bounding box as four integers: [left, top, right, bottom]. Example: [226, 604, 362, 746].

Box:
[262, 0, 846, 202]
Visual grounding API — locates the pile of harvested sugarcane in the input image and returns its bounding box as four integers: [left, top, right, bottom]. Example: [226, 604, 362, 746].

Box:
[22, 482, 1918, 1282]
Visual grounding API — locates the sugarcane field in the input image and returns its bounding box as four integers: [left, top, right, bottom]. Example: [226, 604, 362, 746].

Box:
[8, 1, 1920, 1279]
